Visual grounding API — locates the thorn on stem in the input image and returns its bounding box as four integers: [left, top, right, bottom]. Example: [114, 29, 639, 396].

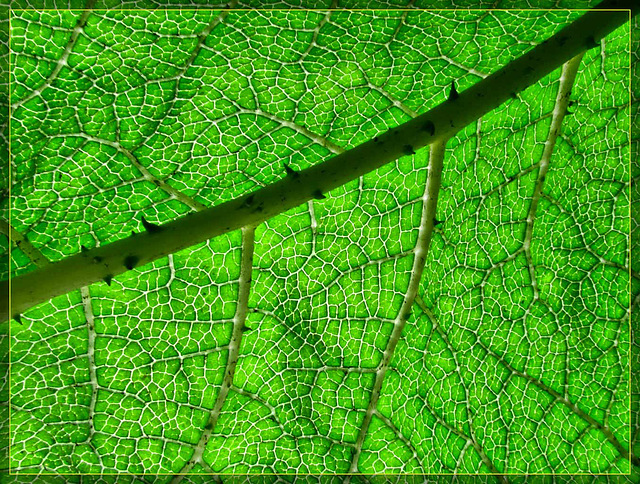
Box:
[124, 255, 139, 270]
[448, 81, 459, 101]
[312, 189, 326, 200]
[284, 163, 300, 179]
[403, 145, 416, 156]
[421, 121, 435, 136]
[242, 195, 255, 207]
[141, 215, 163, 234]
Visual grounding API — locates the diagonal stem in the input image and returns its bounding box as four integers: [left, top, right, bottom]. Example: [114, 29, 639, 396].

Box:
[2, 0, 635, 323]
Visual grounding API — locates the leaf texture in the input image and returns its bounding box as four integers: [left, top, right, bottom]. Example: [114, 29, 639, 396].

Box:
[2, 5, 638, 479]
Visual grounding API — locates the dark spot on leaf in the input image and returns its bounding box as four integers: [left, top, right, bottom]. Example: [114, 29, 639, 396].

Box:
[403, 145, 415, 156]
[243, 195, 254, 207]
[241, 325, 251, 333]
[448, 81, 459, 101]
[153, 179, 161, 186]
[13, 314, 22, 325]
[434, 219, 443, 226]
[403, 311, 411, 320]
[421, 121, 435, 136]
[565, 109, 573, 115]
[103, 275, 113, 286]
[284, 163, 299, 178]
[568, 100, 575, 106]
[312, 189, 326, 200]
[124, 255, 139, 270]
[93, 256, 103, 264]
[205, 422, 213, 430]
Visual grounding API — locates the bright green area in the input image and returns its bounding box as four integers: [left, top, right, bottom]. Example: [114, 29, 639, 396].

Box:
[8, 9, 634, 478]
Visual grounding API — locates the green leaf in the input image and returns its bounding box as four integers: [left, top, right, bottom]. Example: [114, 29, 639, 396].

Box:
[3, 4, 638, 479]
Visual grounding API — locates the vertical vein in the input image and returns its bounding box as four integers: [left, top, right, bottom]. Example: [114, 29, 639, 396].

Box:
[78, 285, 103, 469]
[346, 141, 446, 477]
[170, 225, 255, 482]
[523, 53, 584, 303]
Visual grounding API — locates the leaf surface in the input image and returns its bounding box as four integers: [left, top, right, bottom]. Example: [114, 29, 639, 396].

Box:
[4, 6, 637, 479]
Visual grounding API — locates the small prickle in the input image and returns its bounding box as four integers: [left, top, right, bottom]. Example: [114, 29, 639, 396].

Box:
[124, 255, 139, 270]
[421, 121, 435, 136]
[448, 81, 459, 101]
[403, 145, 416, 156]
[141, 215, 163, 234]
[284, 163, 300, 179]
[312, 189, 326, 200]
